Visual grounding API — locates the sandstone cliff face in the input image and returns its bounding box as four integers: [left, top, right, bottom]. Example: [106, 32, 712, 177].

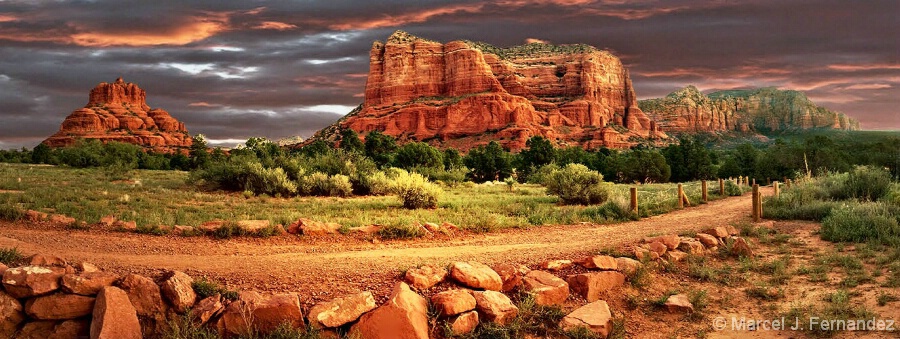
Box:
[639, 86, 860, 134]
[43, 78, 192, 153]
[328, 31, 664, 151]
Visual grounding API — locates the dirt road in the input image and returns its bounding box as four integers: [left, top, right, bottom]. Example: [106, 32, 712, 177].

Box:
[0, 188, 768, 304]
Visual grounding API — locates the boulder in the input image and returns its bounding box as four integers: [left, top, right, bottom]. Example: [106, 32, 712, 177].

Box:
[678, 239, 706, 255]
[431, 289, 476, 317]
[25, 293, 95, 320]
[192, 295, 224, 326]
[492, 263, 527, 292]
[448, 311, 479, 335]
[614, 257, 642, 276]
[696, 233, 719, 248]
[172, 225, 195, 236]
[221, 292, 303, 335]
[237, 220, 271, 233]
[566, 272, 625, 302]
[307, 291, 377, 328]
[449, 262, 503, 291]
[160, 271, 197, 314]
[25, 210, 48, 222]
[91, 286, 142, 339]
[0, 290, 25, 338]
[540, 259, 573, 271]
[114, 220, 138, 231]
[648, 241, 667, 256]
[2, 265, 65, 299]
[422, 222, 442, 233]
[473, 290, 518, 325]
[404, 264, 447, 290]
[350, 282, 429, 339]
[522, 270, 569, 306]
[99, 215, 117, 227]
[664, 294, 694, 313]
[49, 214, 76, 225]
[76, 262, 100, 273]
[578, 255, 618, 270]
[559, 300, 613, 337]
[297, 218, 342, 235]
[703, 227, 729, 239]
[664, 250, 688, 262]
[731, 237, 753, 257]
[644, 234, 680, 250]
[16, 319, 90, 339]
[62, 272, 119, 296]
[0, 263, 7, 276]
[25, 254, 67, 267]
[633, 247, 658, 261]
[116, 274, 167, 317]
[441, 222, 460, 232]
[725, 224, 740, 236]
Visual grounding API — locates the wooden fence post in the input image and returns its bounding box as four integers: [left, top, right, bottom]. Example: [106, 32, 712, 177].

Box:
[786, 179, 792, 188]
[719, 179, 725, 196]
[752, 178, 756, 186]
[630, 187, 638, 215]
[774, 181, 780, 197]
[677, 184, 684, 209]
[701, 180, 708, 202]
[752, 184, 760, 222]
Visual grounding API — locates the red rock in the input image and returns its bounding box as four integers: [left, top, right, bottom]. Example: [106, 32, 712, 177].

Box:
[472, 290, 518, 325]
[24, 254, 67, 267]
[540, 259, 573, 271]
[614, 257, 642, 276]
[221, 292, 303, 335]
[449, 261, 503, 291]
[566, 272, 625, 302]
[492, 263, 526, 292]
[116, 274, 167, 317]
[160, 271, 197, 314]
[42, 78, 192, 154]
[664, 294, 694, 313]
[725, 224, 740, 236]
[115, 220, 138, 231]
[62, 272, 119, 295]
[76, 262, 100, 273]
[0, 263, 6, 276]
[644, 234, 680, 250]
[431, 289, 476, 317]
[696, 233, 720, 248]
[648, 241, 668, 257]
[703, 227, 729, 239]
[49, 214, 76, 225]
[422, 222, 441, 233]
[522, 270, 569, 306]
[559, 300, 613, 337]
[731, 237, 754, 257]
[99, 215, 117, 227]
[350, 282, 429, 339]
[0, 290, 25, 337]
[307, 291, 376, 328]
[237, 220, 271, 233]
[677, 239, 705, 255]
[297, 218, 342, 235]
[192, 295, 224, 326]
[578, 255, 618, 270]
[25, 293, 95, 320]
[91, 286, 142, 339]
[441, 222, 460, 231]
[2, 266, 65, 298]
[314, 31, 664, 151]
[25, 210, 48, 222]
[17, 319, 90, 339]
[448, 310, 479, 335]
[404, 264, 447, 290]
[664, 250, 689, 262]
[172, 225, 195, 235]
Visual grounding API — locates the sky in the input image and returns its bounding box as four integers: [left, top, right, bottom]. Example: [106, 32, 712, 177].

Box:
[0, 0, 897, 149]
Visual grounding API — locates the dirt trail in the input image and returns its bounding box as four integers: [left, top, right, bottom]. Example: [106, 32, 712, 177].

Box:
[0, 188, 771, 304]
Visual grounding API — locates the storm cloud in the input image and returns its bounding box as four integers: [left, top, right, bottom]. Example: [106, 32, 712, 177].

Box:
[0, 0, 897, 148]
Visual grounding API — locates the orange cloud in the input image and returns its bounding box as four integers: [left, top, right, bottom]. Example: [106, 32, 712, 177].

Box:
[188, 102, 220, 107]
[254, 21, 297, 30]
[827, 63, 900, 71]
[525, 38, 549, 44]
[842, 84, 892, 90]
[70, 18, 226, 47]
[0, 14, 17, 22]
[328, 3, 485, 30]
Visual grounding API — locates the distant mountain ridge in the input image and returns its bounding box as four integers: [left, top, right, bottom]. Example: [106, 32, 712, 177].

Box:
[639, 86, 859, 134]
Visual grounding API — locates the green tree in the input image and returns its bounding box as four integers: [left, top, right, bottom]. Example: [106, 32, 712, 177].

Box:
[612, 149, 671, 183]
[393, 142, 443, 170]
[189, 134, 210, 169]
[339, 129, 364, 154]
[31, 143, 52, 164]
[364, 131, 397, 168]
[663, 137, 715, 182]
[443, 149, 464, 170]
[464, 141, 513, 182]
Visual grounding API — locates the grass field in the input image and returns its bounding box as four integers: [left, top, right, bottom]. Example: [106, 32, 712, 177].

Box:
[0, 163, 737, 233]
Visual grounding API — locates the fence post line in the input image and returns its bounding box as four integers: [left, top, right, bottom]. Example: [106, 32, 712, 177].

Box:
[677, 184, 684, 209]
[630, 187, 638, 216]
[751, 184, 760, 222]
[701, 180, 708, 202]
[719, 179, 725, 197]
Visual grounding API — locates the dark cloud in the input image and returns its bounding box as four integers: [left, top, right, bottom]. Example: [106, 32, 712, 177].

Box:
[0, 0, 897, 148]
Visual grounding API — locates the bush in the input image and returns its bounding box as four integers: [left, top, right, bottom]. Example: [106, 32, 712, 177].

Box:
[301, 172, 352, 197]
[845, 166, 892, 201]
[722, 180, 744, 196]
[211, 222, 249, 239]
[544, 164, 609, 205]
[821, 202, 900, 244]
[0, 203, 23, 221]
[526, 163, 559, 185]
[392, 172, 442, 209]
[377, 223, 424, 239]
[367, 170, 396, 196]
[243, 162, 297, 197]
[582, 197, 636, 222]
[328, 174, 353, 197]
[0, 247, 24, 265]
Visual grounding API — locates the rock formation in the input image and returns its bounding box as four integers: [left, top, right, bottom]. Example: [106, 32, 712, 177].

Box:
[42, 78, 192, 154]
[639, 86, 859, 134]
[316, 31, 665, 151]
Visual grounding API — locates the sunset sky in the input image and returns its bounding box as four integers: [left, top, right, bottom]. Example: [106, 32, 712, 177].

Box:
[0, 0, 897, 148]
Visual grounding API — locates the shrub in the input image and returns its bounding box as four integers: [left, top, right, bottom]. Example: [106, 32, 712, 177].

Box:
[544, 164, 609, 205]
[821, 202, 900, 244]
[301, 172, 352, 197]
[0, 203, 23, 221]
[211, 222, 248, 239]
[0, 247, 24, 265]
[243, 162, 297, 197]
[366, 171, 395, 196]
[163, 312, 220, 339]
[527, 163, 560, 185]
[722, 180, 743, 196]
[392, 171, 442, 209]
[191, 278, 238, 300]
[581, 197, 635, 222]
[845, 166, 892, 201]
[377, 223, 424, 239]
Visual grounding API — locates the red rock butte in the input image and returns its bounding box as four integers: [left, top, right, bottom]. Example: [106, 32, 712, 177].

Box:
[43, 78, 191, 154]
[322, 31, 666, 151]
